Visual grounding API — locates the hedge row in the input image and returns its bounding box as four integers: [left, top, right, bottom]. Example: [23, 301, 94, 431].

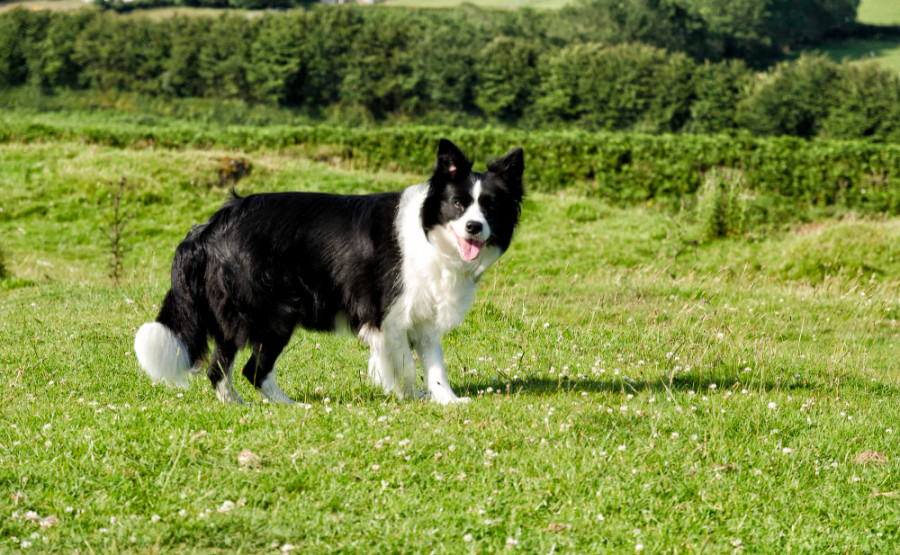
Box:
[5, 117, 900, 212]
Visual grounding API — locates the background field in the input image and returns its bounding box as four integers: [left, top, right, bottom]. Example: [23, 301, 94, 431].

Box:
[1, 119, 899, 551]
[858, 0, 900, 25]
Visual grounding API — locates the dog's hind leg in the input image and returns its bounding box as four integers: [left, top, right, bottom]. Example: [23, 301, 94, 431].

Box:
[208, 342, 243, 404]
[241, 338, 295, 405]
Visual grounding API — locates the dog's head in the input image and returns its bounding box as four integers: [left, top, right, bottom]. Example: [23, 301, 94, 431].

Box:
[422, 138, 524, 265]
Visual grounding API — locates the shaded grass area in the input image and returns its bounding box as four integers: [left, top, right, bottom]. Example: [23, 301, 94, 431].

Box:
[0, 142, 899, 552]
[818, 37, 900, 74]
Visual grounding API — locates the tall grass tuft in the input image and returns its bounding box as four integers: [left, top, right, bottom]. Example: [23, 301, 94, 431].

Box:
[696, 167, 748, 240]
[104, 177, 133, 286]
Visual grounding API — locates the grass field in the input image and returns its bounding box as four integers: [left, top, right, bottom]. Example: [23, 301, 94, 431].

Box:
[1, 121, 899, 552]
[0, 0, 86, 12]
[858, 0, 900, 25]
[819, 38, 900, 73]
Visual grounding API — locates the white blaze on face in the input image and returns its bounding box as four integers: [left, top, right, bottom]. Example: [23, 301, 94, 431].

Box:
[450, 180, 490, 261]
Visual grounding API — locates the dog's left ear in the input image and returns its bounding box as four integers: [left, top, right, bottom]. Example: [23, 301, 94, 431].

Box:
[434, 138, 472, 181]
[489, 147, 525, 202]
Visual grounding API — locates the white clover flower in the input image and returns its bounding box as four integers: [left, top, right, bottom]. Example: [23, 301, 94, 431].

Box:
[463, 534, 474, 542]
[218, 501, 235, 513]
[768, 402, 777, 410]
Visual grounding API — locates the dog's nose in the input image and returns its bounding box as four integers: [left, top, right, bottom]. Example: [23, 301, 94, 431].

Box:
[465, 221, 483, 235]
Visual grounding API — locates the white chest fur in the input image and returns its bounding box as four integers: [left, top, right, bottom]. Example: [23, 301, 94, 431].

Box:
[389, 184, 495, 334]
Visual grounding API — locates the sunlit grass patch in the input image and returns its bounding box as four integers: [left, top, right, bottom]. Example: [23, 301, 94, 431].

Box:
[0, 140, 898, 552]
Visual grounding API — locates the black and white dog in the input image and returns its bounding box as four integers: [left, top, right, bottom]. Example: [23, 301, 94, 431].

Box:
[134, 139, 524, 405]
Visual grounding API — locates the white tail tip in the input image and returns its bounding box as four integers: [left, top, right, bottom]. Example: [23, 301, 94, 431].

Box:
[134, 322, 193, 389]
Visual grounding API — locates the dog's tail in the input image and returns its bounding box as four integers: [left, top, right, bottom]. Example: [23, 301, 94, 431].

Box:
[135, 227, 211, 389]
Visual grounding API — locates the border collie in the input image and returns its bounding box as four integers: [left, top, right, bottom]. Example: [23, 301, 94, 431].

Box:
[134, 139, 524, 405]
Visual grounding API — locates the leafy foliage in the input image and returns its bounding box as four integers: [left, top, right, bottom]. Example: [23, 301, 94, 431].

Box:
[736, 54, 841, 138]
[2, 5, 897, 141]
[695, 168, 747, 240]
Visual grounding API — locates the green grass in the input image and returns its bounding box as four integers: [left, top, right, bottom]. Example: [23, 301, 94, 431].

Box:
[818, 38, 900, 74]
[0, 1, 86, 13]
[1, 138, 899, 552]
[859, 0, 900, 25]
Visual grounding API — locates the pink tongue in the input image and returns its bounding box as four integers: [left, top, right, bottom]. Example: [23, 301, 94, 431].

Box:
[457, 236, 484, 261]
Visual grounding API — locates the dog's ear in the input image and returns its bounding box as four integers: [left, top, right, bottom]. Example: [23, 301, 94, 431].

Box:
[434, 138, 471, 180]
[488, 147, 524, 202]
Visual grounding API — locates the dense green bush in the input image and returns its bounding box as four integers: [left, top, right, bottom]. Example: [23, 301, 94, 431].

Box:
[684, 60, 748, 134]
[2, 5, 898, 141]
[535, 43, 696, 133]
[822, 62, 900, 142]
[474, 37, 540, 121]
[736, 54, 841, 139]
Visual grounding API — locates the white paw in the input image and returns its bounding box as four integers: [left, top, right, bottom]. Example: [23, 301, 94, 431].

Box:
[368, 368, 384, 387]
[427, 386, 469, 405]
[259, 375, 295, 405]
[215, 383, 244, 404]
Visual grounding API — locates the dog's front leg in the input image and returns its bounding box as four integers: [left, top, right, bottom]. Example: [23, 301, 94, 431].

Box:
[363, 325, 421, 401]
[414, 332, 470, 405]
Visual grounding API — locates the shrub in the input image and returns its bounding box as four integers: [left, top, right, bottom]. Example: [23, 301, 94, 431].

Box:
[535, 42, 696, 133]
[0, 8, 50, 88]
[736, 54, 841, 138]
[695, 168, 748, 240]
[474, 36, 540, 121]
[73, 13, 171, 93]
[685, 59, 749, 134]
[822, 62, 900, 143]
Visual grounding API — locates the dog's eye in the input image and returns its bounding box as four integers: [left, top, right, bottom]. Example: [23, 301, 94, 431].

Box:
[453, 199, 463, 209]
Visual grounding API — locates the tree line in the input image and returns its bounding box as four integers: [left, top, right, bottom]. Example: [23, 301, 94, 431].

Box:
[2, 3, 899, 141]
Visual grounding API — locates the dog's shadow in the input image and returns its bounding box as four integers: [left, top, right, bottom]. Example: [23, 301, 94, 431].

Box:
[458, 373, 817, 398]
